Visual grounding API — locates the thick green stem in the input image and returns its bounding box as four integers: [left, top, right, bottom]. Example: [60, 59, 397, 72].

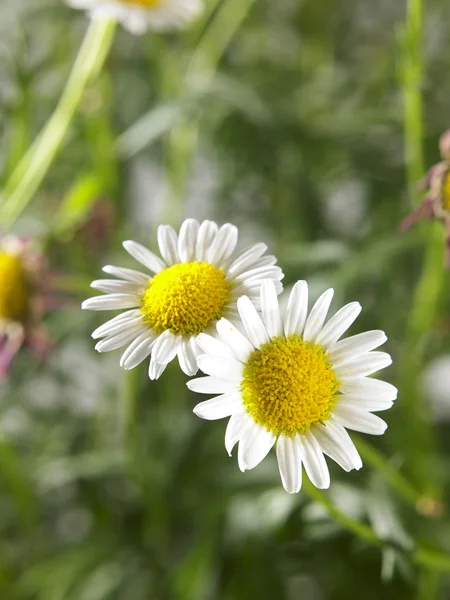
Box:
[0, 18, 116, 229]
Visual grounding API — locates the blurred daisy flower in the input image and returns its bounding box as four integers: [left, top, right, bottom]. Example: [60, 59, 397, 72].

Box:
[82, 219, 283, 380]
[0, 235, 53, 378]
[401, 129, 450, 267]
[66, 0, 203, 35]
[188, 280, 396, 494]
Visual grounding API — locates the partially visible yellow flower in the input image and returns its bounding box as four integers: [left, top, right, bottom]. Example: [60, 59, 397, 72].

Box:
[66, 0, 203, 34]
[0, 236, 52, 378]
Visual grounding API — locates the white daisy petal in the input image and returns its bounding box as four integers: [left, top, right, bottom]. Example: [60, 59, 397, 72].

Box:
[339, 378, 398, 402]
[234, 265, 282, 283]
[92, 315, 145, 340]
[82, 293, 140, 311]
[187, 376, 238, 395]
[178, 338, 200, 376]
[102, 265, 150, 284]
[261, 279, 283, 338]
[237, 296, 270, 348]
[178, 218, 199, 262]
[196, 332, 235, 359]
[157, 225, 180, 266]
[328, 330, 388, 362]
[91, 310, 143, 339]
[206, 223, 238, 266]
[332, 406, 388, 435]
[197, 355, 243, 381]
[302, 288, 334, 343]
[120, 331, 156, 370]
[151, 329, 182, 365]
[95, 325, 146, 353]
[276, 435, 303, 494]
[193, 391, 244, 420]
[300, 432, 330, 489]
[90, 279, 143, 294]
[225, 413, 253, 456]
[237, 422, 276, 472]
[123, 240, 166, 273]
[216, 318, 254, 362]
[284, 280, 308, 337]
[195, 220, 218, 262]
[315, 302, 362, 349]
[148, 357, 167, 381]
[311, 420, 362, 472]
[335, 351, 392, 379]
[338, 394, 394, 412]
[227, 243, 268, 277]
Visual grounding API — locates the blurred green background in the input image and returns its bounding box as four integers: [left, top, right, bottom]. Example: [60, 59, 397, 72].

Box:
[1, 0, 450, 598]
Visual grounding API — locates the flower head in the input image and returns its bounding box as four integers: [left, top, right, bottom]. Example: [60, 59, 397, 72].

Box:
[188, 280, 396, 493]
[0, 235, 53, 378]
[82, 219, 283, 379]
[401, 129, 450, 267]
[66, 0, 203, 34]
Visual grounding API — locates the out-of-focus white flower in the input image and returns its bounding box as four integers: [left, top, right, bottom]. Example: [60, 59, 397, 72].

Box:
[66, 0, 203, 35]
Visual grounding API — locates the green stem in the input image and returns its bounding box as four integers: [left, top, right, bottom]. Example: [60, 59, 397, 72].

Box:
[354, 436, 421, 509]
[0, 19, 116, 229]
[303, 480, 450, 573]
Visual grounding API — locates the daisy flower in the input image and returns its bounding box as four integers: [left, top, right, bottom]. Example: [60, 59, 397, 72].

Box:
[188, 279, 397, 493]
[82, 219, 283, 380]
[66, 0, 203, 35]
[0, 235, 53, 378]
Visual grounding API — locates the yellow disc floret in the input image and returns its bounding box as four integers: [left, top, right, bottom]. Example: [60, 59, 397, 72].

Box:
[0, 252, 29, 322]
[442, 170, 450, 211]
[141, 262, 232, 336]
[115, 0, 163, 6]
[241, 335, 340, 437]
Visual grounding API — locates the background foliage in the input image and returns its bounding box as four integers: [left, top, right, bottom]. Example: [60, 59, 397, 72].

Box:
[1, 0, 450, 598]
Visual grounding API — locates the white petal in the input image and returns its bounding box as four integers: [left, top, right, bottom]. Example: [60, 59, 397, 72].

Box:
[187, 376, 239, 395]
[151, 330, 181, 365]
[123, 240, 166, 273]
[193, 391, 244, 420]
[157, 225, 180, 266]
[335, 352, 392, 379]
[315, 302, 362, 349]
[197, 354, 243, 381]
[328, 330, 388, 363]
[276, 435, 303, 494]
[91, 310, 143, 339]
[339, 378, 398, 401]
[95, 325, 145, 353]
[225, 413, 253, 456]
[82, 294, 140, 311]
[302, 289, 334, 343]
[206, 223, 238, 266]
[90, 279, 143, 294]
[332, 406, 387, 435]
[148, 357, 167, 381]
[195, 220, 218, 262]
[120, 332, 155, 370]
[178, 338, 199, 376]
[234, 265, 282, 283]
[227, 243, 268, 277]
[299, 432, 330, 489]
[237, 422, 276, 471]
[196, 332, 235, 359]
[237, 296, 270, 348]
[102, 265, 150, 284]
[93, 315, 146, 342]
[338, 393, 394, 412]
[311, 420, 362, 472]
[216, 318, 254, 362]
[284, 280, 308, 337]
[178, 218, 200, 262]
[261, 279, 283, 338]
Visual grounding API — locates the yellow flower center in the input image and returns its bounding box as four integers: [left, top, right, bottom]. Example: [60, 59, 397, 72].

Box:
[442, 170, 450, 211]
[114, 0, 164, 6]
[141, 262, 232, 336]
[241, 335, 340, 437]
[0, 252, 29, 322]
